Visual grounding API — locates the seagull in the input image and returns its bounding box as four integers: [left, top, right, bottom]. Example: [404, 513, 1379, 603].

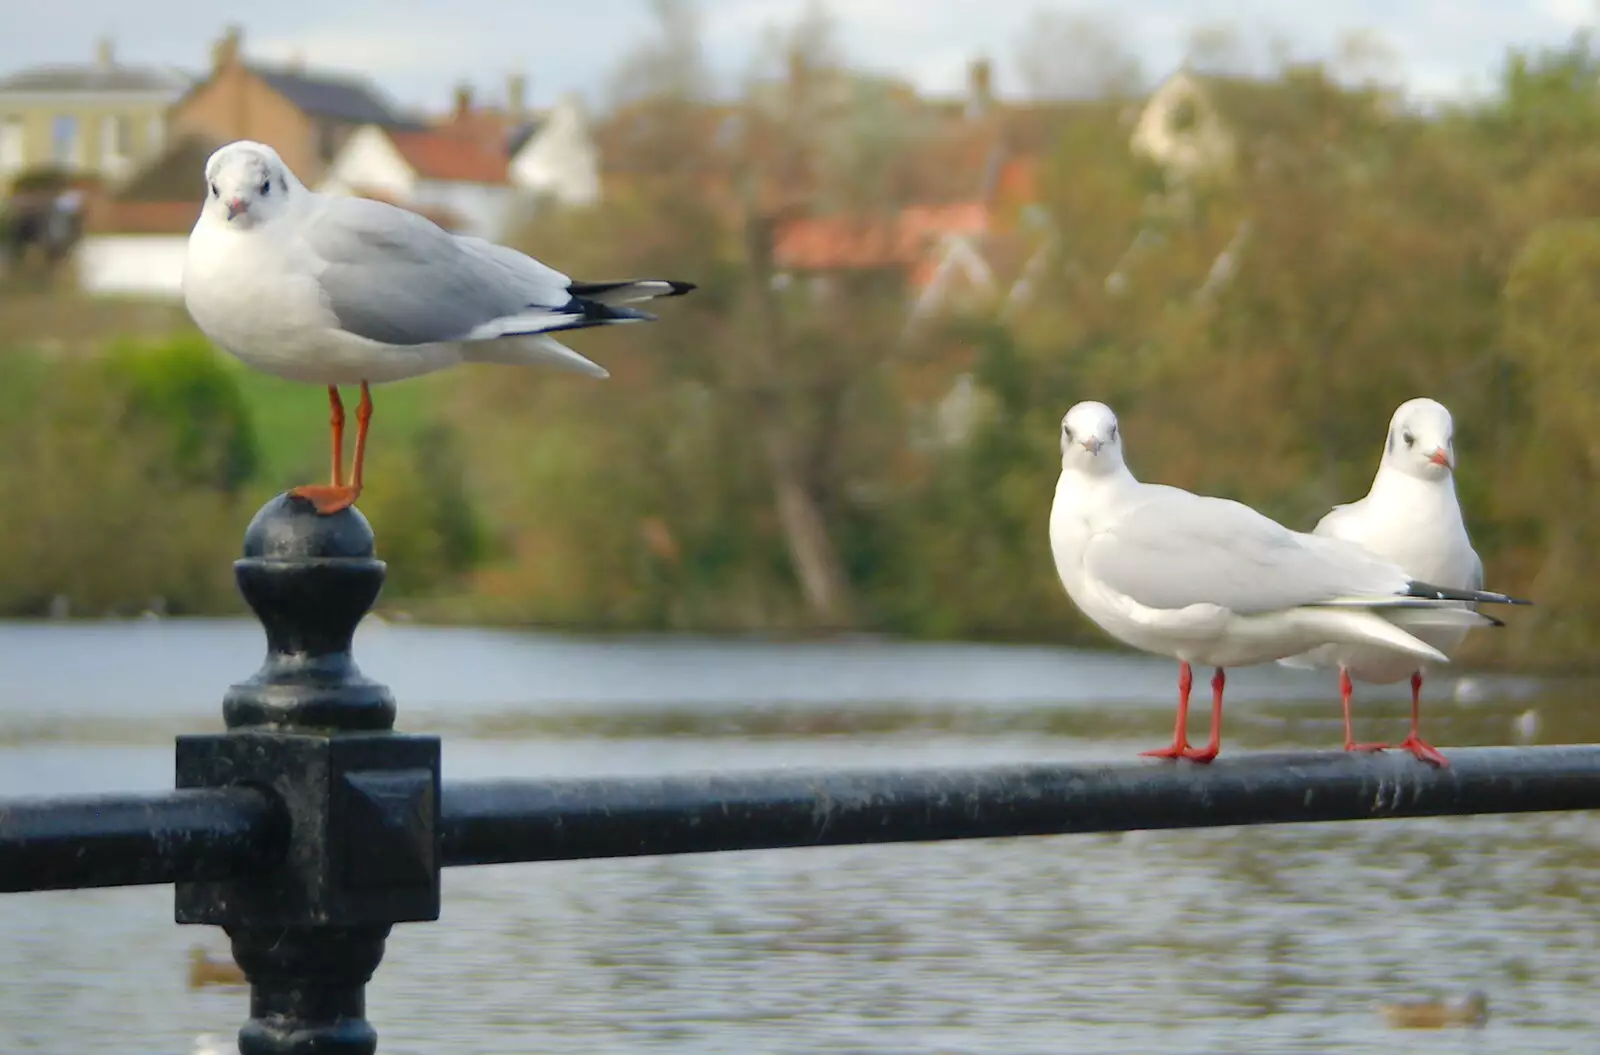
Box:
[182, 140, 696, 515]
[1280, 398, 1506, 766]
[1047, 401, 1530, 763]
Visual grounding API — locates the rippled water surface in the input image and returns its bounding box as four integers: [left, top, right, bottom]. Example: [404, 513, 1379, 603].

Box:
[1, 618, 1596, 1054]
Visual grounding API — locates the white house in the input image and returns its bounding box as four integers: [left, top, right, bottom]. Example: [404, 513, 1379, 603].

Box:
[1129, 69, 1235, 181]
[320, 125, 516, 240]
[507, 93, 601, 208]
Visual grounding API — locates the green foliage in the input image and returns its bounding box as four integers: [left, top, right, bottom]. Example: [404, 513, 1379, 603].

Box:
[101, 335, 259, 493]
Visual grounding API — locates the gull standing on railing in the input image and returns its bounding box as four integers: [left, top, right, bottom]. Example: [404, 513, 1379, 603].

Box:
[1046, 401, 1530, 763]
[183, 140, 695, 514]
[1279, 398, 1504, 765]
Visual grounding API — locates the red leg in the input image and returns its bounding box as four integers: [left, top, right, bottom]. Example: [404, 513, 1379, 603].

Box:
[1182, 668, 1226, 763]
[1141, 661, 1193, 759]
[290, 382, 368, 515]
[1341, 667, 1388, 753]
[1398, 671, 1448, 767]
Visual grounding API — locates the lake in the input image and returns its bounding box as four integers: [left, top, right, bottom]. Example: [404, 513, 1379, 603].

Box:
[0, 618, 1596, 1054]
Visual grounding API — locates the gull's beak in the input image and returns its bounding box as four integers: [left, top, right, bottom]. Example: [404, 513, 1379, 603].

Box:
[226, 198, 248, 221]
[1427, 447, 1452, 469]
[1081, 437, 1103, 455]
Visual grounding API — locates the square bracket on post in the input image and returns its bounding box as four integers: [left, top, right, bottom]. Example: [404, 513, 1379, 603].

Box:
[176, 730, 441, 928]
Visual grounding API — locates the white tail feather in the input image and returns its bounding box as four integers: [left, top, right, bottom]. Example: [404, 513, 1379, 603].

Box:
[1287, 607, 1449, 664]
[462, 335, 609, 378]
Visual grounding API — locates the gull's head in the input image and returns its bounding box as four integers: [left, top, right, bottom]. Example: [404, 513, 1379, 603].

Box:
[1059, 401, 1124, 476]
[200, 141, 296, 230]
[1383, 397, 1456, 480]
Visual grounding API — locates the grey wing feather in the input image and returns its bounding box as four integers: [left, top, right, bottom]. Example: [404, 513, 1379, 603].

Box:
[301, 196, 571, 346]
[1085, 488, 1409, 615]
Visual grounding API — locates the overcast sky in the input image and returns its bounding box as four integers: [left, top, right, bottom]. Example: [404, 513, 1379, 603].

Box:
[9, 0, 1598, 115]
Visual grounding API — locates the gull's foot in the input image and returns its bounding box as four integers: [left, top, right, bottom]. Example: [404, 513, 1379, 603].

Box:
[1140, 744, 1189, 760]
[1343, 741, 1390, 753]
[288, 484, 361, 516]
[1398, 736, 1449, 768]
[1180, 744, 1219, 764]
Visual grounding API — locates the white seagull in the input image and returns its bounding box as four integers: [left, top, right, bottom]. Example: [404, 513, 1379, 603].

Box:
[1279, 398, 1510, 766]
[182, 140, 695, 514]
[1047, 401, 1529, 763]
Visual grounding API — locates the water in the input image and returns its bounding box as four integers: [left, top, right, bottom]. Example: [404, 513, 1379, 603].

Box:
[1, 618, 1596, 1054]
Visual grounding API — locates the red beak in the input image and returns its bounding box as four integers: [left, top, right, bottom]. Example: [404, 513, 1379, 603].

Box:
[226, 198, 247, 220]
[1428, 448, 1451, 468]
[1081, 437, 1103, 455]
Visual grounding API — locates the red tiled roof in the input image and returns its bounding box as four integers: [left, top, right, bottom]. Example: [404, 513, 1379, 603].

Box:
[346, 186, 467, 232]
[774, 204, 990, 272]
[387, 129, 508, 184]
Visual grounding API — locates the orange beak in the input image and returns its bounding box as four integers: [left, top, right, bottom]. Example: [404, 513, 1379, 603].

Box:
[1428, 448, 1451, 468]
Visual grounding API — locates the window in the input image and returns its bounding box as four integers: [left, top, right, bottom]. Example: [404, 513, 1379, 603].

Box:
[101, 114, 131, 165]
[51, 114, 81, 167]
[0, 116, 23, 175]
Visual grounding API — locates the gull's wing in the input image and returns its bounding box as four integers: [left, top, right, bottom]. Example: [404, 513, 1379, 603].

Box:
[1084, 486, 1411, 615]
[296, 196, 595, 348]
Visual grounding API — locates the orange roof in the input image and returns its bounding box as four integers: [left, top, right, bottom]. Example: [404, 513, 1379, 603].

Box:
[774, 204, 990, 272]
[387, 129, 508, 184]
[346, 186, 468, 232]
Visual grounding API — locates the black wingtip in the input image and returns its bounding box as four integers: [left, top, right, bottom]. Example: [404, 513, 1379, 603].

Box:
[665, 280, 697, 296]
[1406, 579, 1535, 606]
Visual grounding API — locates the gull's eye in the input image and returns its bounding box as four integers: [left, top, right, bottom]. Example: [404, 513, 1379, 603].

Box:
[1109, 423, 1118, 441]
[1062, 423, 1073, 441]
[259, 179, 271, 196]
[1402, 430, 1415, 447]
[209, 181, 218, 197]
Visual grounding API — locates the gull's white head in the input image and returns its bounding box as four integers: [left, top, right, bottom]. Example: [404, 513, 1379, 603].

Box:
[200, 141, 298, 230]
[1059, 401, 1125, 477]
[1382, 397, 1456, 480]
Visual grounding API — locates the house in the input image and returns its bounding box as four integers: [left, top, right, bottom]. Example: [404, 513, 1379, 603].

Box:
[320, 124, 514, 239]
[74, 135, 215, 298]
[321, 83, 602, 239]
[1129, 69, 1235, 182]
[165, 26, 419, 186]
[0, 39, 187, 188]
[507, 93, 600, 208]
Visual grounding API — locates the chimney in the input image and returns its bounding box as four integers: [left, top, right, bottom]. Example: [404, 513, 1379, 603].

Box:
[453, 82, 474, 121]
[95, 38, 115, 71]
[506, 73, 527, 120]
[967, 56, 993, 117]
[212, 25, 242, 71]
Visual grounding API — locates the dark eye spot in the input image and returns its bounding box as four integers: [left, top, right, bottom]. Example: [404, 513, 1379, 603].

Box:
[259, 179, 271, 196]
[209, 181, 218, 197]
[1062, 423, 1073, 440]
[1402, 430, 1415, 447]
[1109, 424, 1118, 440]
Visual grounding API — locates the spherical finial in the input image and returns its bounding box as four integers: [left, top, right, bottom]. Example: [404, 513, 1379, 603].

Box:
[225, 493, 395, 731]
[242, 492, 375, 561]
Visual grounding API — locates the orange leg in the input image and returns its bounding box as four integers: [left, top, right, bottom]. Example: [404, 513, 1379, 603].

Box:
[1141, 661, 1194, 760]
[289, 382, 369, 515]
[1181, 668, 1226, 763]
[1398, 671, 1449, 767]
[1342, 668, 1388, 753]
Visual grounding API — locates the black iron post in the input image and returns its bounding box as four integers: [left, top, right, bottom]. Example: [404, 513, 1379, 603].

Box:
[175, 494, 441, 1055]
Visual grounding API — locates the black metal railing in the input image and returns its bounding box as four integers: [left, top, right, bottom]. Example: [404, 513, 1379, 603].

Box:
[2, 493, 1598, 1054]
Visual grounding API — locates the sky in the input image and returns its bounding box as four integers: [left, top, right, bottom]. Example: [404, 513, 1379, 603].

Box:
[7, 0, 1599, 116]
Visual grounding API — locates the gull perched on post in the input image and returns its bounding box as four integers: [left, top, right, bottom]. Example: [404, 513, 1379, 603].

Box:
[183, 140, 696, 514]
[1046, 401, 1530, 763]
[1279, 398, 1504, 766]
